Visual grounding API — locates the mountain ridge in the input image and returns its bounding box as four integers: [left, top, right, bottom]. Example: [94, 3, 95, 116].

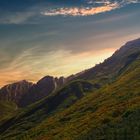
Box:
[0, 38, 140, 140]
[0, 38, 140, 108]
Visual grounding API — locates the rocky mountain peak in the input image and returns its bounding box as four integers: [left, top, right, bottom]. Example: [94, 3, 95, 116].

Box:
[0, 80, 33, 105]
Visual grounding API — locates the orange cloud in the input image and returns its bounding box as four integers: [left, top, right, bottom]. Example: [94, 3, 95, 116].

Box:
[42, 2, 119, 16]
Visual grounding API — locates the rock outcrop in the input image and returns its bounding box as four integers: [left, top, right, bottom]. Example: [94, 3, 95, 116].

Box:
[0, 80, 33, 106]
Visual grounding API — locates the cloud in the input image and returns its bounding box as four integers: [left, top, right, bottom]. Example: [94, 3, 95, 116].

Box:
[86, 0, 111, 5]
[0, 0, 139, 24]
[0, 46, 116, 87]
[0, 12, 35, 24]
[124, 0, 140, 4]
[41, 0, 140, 16]
[41, 2, 119, 16]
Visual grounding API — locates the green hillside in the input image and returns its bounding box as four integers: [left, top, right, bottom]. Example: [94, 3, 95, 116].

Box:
[0, 38, 140, 140]
[0, 101, 17, 123]
[0, 49, 140, 139]
[0, 80, 99, 139]
[26, 53, 140, 140]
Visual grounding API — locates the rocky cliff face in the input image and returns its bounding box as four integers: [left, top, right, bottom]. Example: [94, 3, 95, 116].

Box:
[55, 76, 66, 87]
[0, 80, 33, 106]
[0, 76, 66, 107]
[18, 76, 66, 107]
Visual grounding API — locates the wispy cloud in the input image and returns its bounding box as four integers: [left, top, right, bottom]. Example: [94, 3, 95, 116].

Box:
[0, 12, 35, 24]
[0, 46, 116, 86]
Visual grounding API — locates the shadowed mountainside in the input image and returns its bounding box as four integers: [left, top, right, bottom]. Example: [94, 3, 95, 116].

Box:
[0, 38, 140, 140]
[0, 80, 33, 106]
[0, 76, 66, 107]
[74, 38, 140, 84]
[1, 38, 140, 108]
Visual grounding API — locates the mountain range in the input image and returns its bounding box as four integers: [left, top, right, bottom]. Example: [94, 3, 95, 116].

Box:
[0, 38, 140, 140]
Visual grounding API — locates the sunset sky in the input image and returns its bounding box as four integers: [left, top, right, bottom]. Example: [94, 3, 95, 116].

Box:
[0, 0, 140, 86]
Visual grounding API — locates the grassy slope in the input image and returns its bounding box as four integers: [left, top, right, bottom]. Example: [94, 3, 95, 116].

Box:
[0, 54, 140, 139]
[33, 58, 140, 140]
[30, 56, 140, 140]
[0, 101, 17, 123]
[0, 80, 98, 139]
